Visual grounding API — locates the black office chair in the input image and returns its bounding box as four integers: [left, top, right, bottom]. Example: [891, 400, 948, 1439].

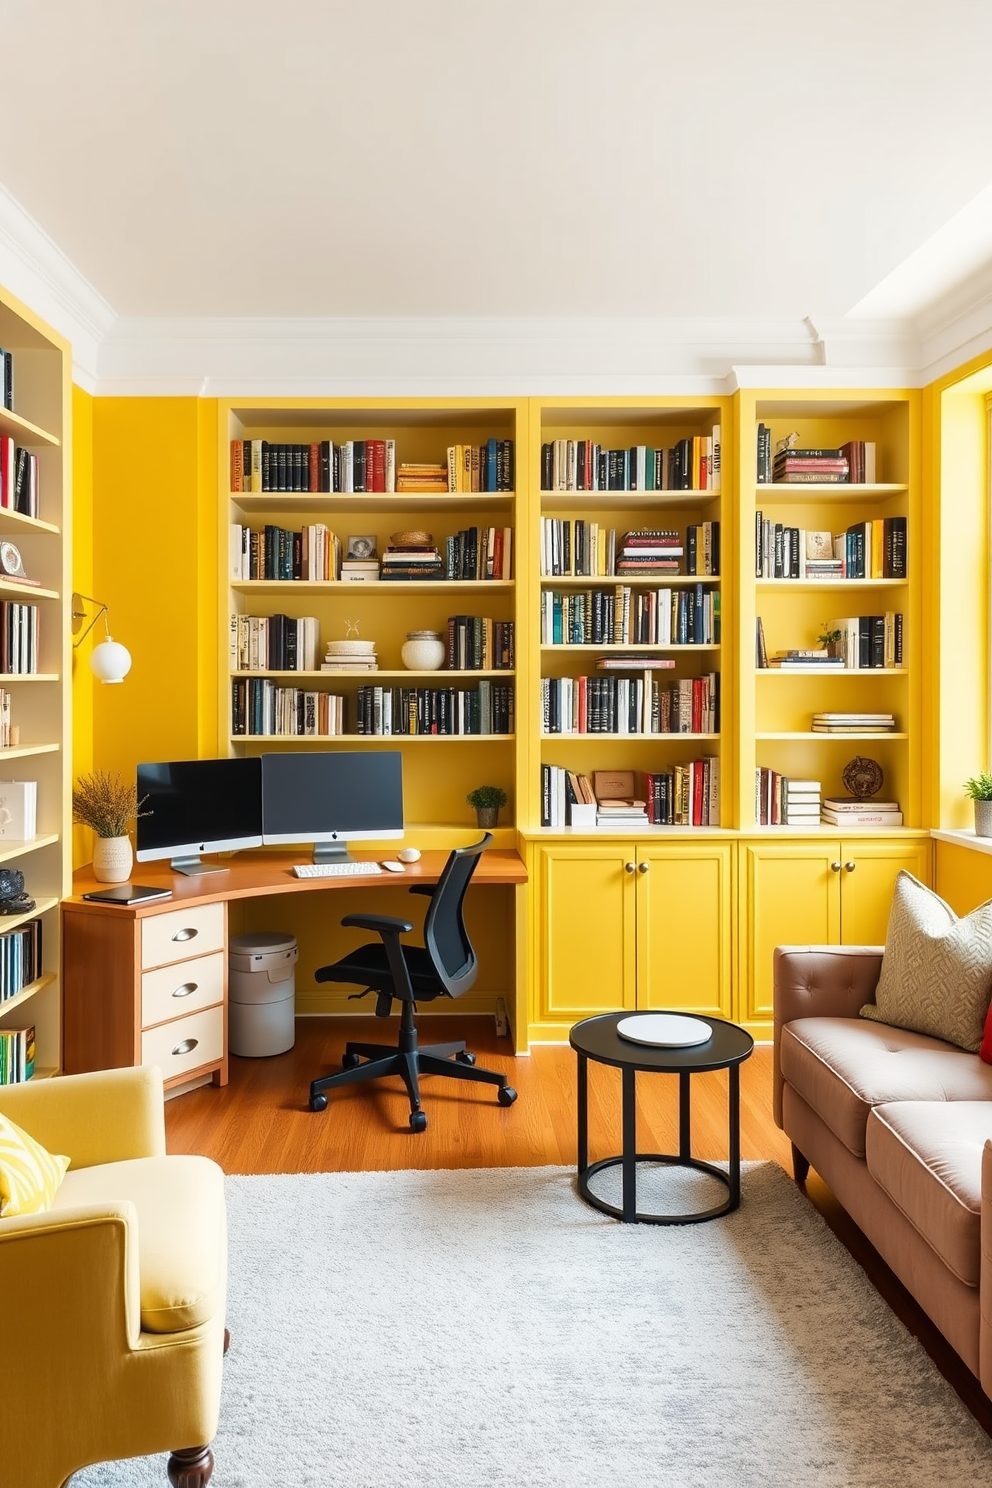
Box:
[308, 834, 518, 1132]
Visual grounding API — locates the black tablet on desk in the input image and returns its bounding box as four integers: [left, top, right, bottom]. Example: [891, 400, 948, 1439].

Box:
[81, 884, 173, 905]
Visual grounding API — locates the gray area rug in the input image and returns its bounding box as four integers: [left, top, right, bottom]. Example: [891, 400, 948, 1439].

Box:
[71, 1162, 992, 1487]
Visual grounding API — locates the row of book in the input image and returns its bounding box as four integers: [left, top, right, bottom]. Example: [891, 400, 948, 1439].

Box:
[230, 438, 515, 494]
[230, 615, 321, 674]
[0, 441, 39, 519]
[0, 602, 39, 675]
[540, 520, 719, 578]
[541, 673, 719, 735]
[231, 523, 342, 582]
[0, 1026, 35, 1084]
[540, 761, 719, 828]
[540, 584, 719, 647]
[811, 712, 896, 734]
[446, 617, 515, 671]
[755, 515, 906, 580]
[756, 614, 903, 670]
[541, 434, 720, 492]
[355, 683, 514, 736]
[755, 772, 902, 826]
[0, 919, 42, 1003]
[231, 682, 345, 738]
[756, 430, 877, 484]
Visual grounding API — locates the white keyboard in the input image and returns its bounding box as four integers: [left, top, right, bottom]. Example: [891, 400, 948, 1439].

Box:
[292, 861, 384, 879]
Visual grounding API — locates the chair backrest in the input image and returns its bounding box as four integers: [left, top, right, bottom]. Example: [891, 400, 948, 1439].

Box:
[423, 833, 492, 998]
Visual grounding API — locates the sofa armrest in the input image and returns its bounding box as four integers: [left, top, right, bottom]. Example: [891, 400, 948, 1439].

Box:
[773, 945, 884, 1128]
[0, 1066, 166, 1168]
[981, 1140, 992, 1396]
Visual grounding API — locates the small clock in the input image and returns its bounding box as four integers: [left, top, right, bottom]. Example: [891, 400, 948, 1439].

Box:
[0, 542, 26, 579]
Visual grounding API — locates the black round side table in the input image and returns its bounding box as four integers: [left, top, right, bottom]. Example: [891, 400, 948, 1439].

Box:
[569, 1011, 754, 1225]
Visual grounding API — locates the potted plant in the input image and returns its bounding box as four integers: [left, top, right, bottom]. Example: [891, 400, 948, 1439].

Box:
[467, 784, 507, 830]
[964, 771, 992, 838]
[72, 771, 149, 883]
[818, 624, 843, 659]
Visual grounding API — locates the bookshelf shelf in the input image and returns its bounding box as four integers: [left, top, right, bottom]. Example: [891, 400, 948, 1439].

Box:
[0, 896, 58, 935]
[0, 408, 60, 448]
[756, 731, 909, 741]
[0, 580, 58, 601]
[541, 644, 719, 654]
[0, 971, 56, 1018]
[233, 491, 515, 517]
[0, 743, 60, 760]
[231, 579, 514, 595]
[0, 673, 58, 683]
[231, 733, 515, 744]
[757, 667, 908, 677]
[0, 509, 59, 537]
[0, 834, 59, 864]
[755, 482, 907, 504]
[232, 668, 515, 681]
[542, 488, 718, 513]
[541, 731, 720, 742]
[756, 578, 906, 591]
[540, 574, 721, 588]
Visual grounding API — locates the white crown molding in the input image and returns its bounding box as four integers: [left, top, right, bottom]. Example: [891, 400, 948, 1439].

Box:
[0, 183, 115, 391]
[914, 264, 992, 384]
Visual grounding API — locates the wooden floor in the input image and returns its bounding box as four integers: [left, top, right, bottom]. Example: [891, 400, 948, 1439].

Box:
[166, 1013, 992, 1436]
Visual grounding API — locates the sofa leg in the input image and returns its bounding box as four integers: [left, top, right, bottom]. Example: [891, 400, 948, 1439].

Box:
[224, 1327, 231, 1355]
[791, 1143, 810, 1185]
[167, 1445, 214, 1487]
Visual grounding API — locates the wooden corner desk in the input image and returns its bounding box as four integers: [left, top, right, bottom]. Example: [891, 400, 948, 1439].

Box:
[62, 849, 528, 1091]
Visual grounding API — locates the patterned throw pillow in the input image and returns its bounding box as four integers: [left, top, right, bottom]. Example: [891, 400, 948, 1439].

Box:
[860, 872, 992, 1051]
[0, 1111, 70, 1217]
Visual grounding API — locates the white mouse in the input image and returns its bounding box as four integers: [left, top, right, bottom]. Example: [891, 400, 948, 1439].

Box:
[380, 860, 406, 873]
[397, 847, 421, 863]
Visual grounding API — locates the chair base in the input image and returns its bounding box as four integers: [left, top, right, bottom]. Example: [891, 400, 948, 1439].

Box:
[309, 1035, 515, 1131]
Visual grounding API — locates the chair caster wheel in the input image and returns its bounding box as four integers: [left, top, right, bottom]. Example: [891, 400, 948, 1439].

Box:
[342, 1051, 361, 1069]
[309, 1093, 328, 1112]
[498, 1085, 518, 1107]
[409, 1111, 428, 1133]
[455, 1051, 477, 1066]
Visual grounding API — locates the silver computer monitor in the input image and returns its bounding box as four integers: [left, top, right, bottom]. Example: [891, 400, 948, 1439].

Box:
[261, 750, 403, 863]
[136, 757, 263, 875]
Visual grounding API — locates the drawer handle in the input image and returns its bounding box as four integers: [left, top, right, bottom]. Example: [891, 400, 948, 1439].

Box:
[637, 861, 649, 874]
[172, 1037, 199, 1057]
[624, 862, 635, 874]
[172, 928, 199, 943]
[830, 861, 842, 873]
[844, 861, 856, 873]
[173, 982, 197, 999]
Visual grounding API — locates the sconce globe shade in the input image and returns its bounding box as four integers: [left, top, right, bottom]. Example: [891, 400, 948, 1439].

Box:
[89, 638, 131, 684]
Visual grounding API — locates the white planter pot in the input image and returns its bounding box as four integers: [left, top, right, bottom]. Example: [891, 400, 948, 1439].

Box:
[975, 802, 992, 838]
[93, 835, 133, 883]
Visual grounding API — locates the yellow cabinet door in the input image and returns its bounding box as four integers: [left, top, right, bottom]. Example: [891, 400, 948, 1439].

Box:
[838, 839, 932, 947]
[536, 844, 636, 1022]
[741, 842, 841, 1024]
[636, 843, 733, 1018]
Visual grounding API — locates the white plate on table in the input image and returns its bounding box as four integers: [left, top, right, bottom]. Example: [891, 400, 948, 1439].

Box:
[616, 1014, 712, 1048]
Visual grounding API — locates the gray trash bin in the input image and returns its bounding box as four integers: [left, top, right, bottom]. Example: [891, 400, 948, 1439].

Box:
[229, 932, 298, 1057]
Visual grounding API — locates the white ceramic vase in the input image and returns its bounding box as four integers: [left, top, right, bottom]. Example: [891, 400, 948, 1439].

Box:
[93, 835, 133, 884]
[975, 801, 992, 839]
[401, 631, 445, 671]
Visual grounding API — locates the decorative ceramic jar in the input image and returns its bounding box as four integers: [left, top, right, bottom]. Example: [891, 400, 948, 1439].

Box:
[401, 630, 445, 671]
[93, 835, 134, 884]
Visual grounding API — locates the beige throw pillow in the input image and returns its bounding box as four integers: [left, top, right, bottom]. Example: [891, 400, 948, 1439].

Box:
[861, 871, 992, 1051]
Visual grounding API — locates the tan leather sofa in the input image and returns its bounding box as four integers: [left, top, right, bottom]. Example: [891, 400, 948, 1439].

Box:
[0, 1065, 227, 1488]
[774, 944, 992, 1393]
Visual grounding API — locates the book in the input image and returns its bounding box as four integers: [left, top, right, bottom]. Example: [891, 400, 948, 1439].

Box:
[821, 796, 900, 813]
[820, 809, 904, 827]
[593, 770, 635, 800]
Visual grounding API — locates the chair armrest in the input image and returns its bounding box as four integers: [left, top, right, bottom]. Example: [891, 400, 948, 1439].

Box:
[773, 946, 883, 1128]
[341, 913, 415, 936]
[0, 1066, 166, 1169]
[408, 885, 434, 898]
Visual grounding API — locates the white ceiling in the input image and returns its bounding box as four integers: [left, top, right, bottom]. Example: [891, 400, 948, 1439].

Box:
[2, 0, 992, 389]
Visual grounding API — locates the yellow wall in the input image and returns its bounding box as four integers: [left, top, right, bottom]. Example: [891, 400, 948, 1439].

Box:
[81, 398, 217, 782]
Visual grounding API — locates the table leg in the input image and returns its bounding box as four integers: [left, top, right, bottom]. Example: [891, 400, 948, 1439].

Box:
[622, 1066, 636, 1222]
[728, 1064, 741, 1209]
[576, 1052, 588, 1175]
[679, 1069, 691, 1159]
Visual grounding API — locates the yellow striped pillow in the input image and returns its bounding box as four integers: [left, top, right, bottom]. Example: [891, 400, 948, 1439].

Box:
[0, 1111, 70, 1217]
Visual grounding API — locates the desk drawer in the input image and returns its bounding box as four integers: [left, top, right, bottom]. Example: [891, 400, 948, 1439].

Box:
[141, 951, 225, 1030]
[141, 903, 225, 970]
[141, 1006, 224, 1080]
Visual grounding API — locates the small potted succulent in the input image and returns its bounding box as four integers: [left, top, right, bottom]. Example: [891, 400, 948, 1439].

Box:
[964, 771, 992, 838]
[467, 784, 507, 829]
[72, 771, 149, 883]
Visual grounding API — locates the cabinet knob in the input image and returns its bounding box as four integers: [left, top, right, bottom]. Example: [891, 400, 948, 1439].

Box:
[172, 982, 197, 998]
[638, 861, 650, 873]
[171, 1037, 198, 1057]
[624, 862, 636, 874]
[830, 861, 842, 872]
[844, 861, 856, 873]
[172, 927, 199, 943]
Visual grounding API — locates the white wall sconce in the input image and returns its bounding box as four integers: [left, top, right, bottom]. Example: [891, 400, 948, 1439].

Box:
[71, 592, 132, 683]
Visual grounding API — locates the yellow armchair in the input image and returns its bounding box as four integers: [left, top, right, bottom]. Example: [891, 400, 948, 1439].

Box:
[0, 1066, 227, 1488]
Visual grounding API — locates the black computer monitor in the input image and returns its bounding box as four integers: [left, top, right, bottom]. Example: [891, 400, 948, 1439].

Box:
[261, 750, 404, 863]
[136, 757, 263, 876]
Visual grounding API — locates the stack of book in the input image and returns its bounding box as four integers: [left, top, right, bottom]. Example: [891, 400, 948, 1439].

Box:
[767, 649, 845, 669]
[785, 780, 821, 826]
[395, 462, 448, 493]
[0, 1025, 34, 1084]
[773, 446, 850, 484]
[380, 533, 444, 580]
[615, 530, 682, 575]
[839, 440, 877, 483]
[321, 640, 378, 672]
[339, 558, 379, 583]
[811, 712, 896, 733]
[821, 795, 903, 828]
[593, 771, 648, 827]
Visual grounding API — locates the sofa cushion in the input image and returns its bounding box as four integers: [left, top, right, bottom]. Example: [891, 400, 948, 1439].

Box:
[54, 1154, 225, 1333]
[780, 1016, 992, 1156]
[866, 1102, 991, 1287]
[860, 871, 992, 1052]
[0, 1111, 70, 1217]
